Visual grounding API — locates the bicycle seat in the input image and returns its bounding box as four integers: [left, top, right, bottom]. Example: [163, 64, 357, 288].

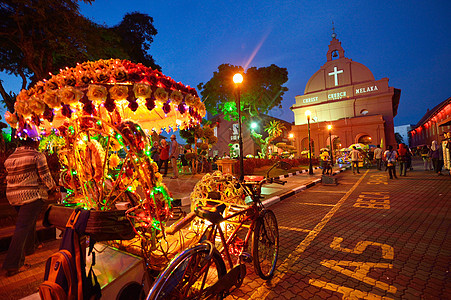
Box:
[195, 203, 226, 224]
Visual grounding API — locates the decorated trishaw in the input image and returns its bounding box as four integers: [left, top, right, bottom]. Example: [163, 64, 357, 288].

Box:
[4, 59, 212, 278]
[5, 59, 282, 299]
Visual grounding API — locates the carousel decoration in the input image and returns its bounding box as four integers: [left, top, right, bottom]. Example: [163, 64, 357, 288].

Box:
[5, 59, 206, 268]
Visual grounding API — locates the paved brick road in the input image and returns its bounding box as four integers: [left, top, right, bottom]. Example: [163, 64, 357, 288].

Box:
[226, 163, 450, 299]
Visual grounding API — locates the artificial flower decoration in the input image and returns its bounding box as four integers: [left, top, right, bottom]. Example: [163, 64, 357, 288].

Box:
[87, 84, 108, 102]
[5, 58, 205, 140]
[109, 85, 129, 101]
[58, 86, 83, 105]
[109, 153, 121, 169]
[133, 83, 152, 99]
[28, 96, 46, 115]
[170, 90, 183, 105]
[4, 111, 18, 128]
[154, 87, 168, 102]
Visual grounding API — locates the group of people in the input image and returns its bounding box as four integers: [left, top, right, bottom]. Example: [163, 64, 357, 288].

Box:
[150, 134, 180, 179]
[349, 143, 415, 179]
[419, 141, 445, 175]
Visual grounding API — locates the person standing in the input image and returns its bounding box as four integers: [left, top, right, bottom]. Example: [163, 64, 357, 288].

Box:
[384, 145, 398, 179]
[398, 143, 408, 176]
[431, 140, 440, 173]
[169, 134, 180, 179]
[151, 140, 160, 164]
[420, 145, 432, 171]
[2, 137, 58, 276]
[320, 150, 330, 175]
[158, 139, 169, 176]
[374, 145, 383, 170]
[350, 146, 361, 174]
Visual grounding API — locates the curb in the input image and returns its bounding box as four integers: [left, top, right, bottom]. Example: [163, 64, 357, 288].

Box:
[262, 166, 349, 207]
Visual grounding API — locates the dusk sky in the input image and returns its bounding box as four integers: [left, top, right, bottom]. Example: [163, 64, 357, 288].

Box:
[2, 0, 450, 127]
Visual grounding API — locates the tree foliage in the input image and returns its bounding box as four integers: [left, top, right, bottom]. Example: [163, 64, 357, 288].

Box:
[250, 120, 286, 158]
[197, 63, 288, 121]
[0, 1, 160, 112]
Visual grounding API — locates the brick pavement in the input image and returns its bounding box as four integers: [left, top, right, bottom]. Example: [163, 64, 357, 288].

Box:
[225, 160, 450, 299]
[1, 160, 449, 299]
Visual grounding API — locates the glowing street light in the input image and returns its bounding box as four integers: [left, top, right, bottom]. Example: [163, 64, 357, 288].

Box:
[233, 73, 244, 181]
[250, 122, 258, 130]
[288, 132, 294, 139]
[327, 124, 334, 167]
[305, 110, 313, 175]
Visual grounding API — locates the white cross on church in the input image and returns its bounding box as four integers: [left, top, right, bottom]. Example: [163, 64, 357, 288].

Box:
[328, 66, 343, 86]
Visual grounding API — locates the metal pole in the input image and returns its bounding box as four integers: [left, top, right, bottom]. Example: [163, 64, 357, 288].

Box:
[329, 130, 334, 165]
[307, 116, 313, 175]
[237, 87, 244, 181]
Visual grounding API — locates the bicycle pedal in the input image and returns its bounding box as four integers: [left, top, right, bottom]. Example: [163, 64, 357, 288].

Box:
[240, 252, 253, 263]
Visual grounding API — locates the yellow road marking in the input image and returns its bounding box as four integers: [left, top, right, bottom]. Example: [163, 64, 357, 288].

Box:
[279, 226, 311, 233]
[353, 191, 390, 209]
[250, 169, 369, 298]
[320, 260, 397, 294]
[310, 279, 394, 299]
[295, 202, 335, 207]
[330, 237, 394, 259]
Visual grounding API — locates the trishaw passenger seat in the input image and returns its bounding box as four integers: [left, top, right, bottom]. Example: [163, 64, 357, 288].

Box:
[243, 175, 265, 183]
[195, 203, 226, 224]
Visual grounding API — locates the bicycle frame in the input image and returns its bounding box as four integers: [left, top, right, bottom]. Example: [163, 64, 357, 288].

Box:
[200, 180, 265, 269]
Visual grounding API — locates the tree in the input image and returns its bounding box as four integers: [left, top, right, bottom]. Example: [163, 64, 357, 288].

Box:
[198, 63, 288, 121]
[250, 120, 286, 158]
[0, 1, 160, 112]
[113, 12, 160, 70]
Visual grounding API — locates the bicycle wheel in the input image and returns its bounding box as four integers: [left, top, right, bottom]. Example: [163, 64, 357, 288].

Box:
[147, 243, 226, 300]
[252, 209, 279, 280]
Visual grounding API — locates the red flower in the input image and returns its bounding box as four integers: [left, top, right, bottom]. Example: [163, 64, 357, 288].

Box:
[128, 100, 139, 112]
[146, 98, 156, 111]
[43, 106, 54, 122]
[163, 102, 171, 114]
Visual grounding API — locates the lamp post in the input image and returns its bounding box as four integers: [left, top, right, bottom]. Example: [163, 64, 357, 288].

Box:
[327, 124, 334, 166]
[233, 73, 244, 181]
[305, 110, 313, 175]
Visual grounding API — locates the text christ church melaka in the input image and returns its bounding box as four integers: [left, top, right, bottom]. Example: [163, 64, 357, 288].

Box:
[290, 32, 400, 157]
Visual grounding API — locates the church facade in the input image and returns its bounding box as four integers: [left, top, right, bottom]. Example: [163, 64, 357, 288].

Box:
[290, 34, 401, 158]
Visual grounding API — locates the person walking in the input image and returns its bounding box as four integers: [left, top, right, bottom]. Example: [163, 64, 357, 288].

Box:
[158, 139, 169, 176]
[2, 137, 58, 276]
[384, 145, 398, 179]
[169, 134, 180, 179]
[420, 145, 432, 171]
[397, 143, 408, 176]
[350, 146, 361, 174]
[374, 145, 383, 170]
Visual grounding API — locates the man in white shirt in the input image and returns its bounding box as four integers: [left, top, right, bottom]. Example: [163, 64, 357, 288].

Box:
[373, 145, 383, 170]
[350, 146, 361, 174]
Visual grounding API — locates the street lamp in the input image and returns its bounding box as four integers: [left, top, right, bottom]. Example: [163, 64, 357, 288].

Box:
[327, 124, 334, 166]
[305, 110, 313, 175]
[233, 73, 244, 181]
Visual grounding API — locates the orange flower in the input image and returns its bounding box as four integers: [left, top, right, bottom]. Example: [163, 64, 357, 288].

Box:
[87, 84, 108, 102]
[42, 91, 61, 108]
[4, 111, 18, 128]
[109, 154, 121, 169]
[58, 86, 83, 105]
[109, 85, 129, 100]
[133, 83, 151, 99]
